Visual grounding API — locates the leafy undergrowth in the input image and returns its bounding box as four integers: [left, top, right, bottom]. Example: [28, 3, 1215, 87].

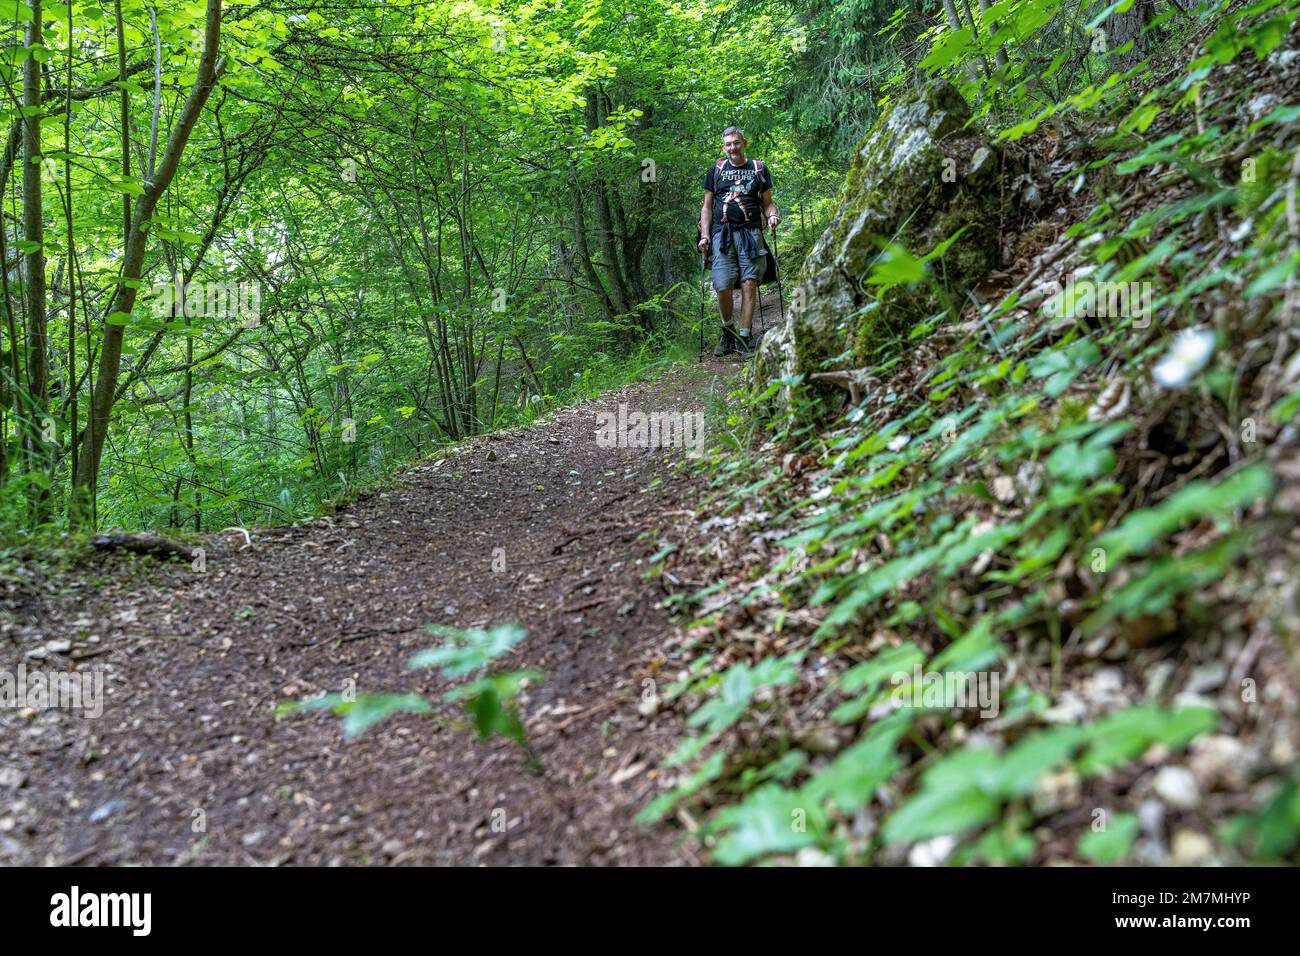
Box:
[278, 623, 543, 760]
[640, 3, 1300, 866]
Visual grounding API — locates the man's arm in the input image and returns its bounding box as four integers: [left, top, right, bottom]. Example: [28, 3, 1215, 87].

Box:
[761, 188, 779, 232]
[698, 191, 713, 251]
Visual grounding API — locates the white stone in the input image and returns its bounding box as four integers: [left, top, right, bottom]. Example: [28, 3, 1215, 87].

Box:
[1153, 766, 1200, 809]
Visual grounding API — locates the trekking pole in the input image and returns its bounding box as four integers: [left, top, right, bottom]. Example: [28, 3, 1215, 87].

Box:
[699, 248, 707, 361]
[770, 225, 787, 320]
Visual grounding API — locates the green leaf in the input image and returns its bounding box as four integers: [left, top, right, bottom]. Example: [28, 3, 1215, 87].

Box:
[1047, 440, 1116, 481]
[635, 751, 726, 824]
[803, 710, 911, 812]
[1028, 339, 1101, 396]
[1219, 778, 1300, 859]
[278, 692, 433, 738]
[709, 784, 827, 865]
[921, 26, 973, 72]
[407, 622, 527, 677]
[1093, 463, 1274, 562]
[1077, 813, 1139, 863]
[866, 242, 925, 288]
[989, 726, 1086, 797]
[1077, 706, 1217, 775]
[882, 783, 998, 844]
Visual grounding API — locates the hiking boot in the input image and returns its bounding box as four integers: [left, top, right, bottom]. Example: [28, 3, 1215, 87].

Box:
[713, 326, 736, 356]
[732, 330, 754, 355]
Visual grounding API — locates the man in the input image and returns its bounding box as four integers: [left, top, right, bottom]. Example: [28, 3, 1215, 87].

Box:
[698, 126, 780, 356]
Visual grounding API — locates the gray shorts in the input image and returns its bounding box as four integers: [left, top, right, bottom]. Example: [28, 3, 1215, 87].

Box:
[711, 227, 766, 292]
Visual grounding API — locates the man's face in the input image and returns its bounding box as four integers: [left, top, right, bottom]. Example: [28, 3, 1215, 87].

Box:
[723, 134, 745, 162]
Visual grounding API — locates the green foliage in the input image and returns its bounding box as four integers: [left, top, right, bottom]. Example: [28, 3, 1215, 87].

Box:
[0, 0, 833, 538]
[279, 622, 542, 750]
[1077, 813, 1140, 864]
[407, 624, 528, 677]
[279, 692, 434, 739]
[1219, 777, 1300, 861]
[641, 0, 1300, 868]
[1092, 464, 1274, 564]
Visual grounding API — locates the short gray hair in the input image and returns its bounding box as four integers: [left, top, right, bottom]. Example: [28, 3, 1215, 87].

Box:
[722, 126, 745, 141]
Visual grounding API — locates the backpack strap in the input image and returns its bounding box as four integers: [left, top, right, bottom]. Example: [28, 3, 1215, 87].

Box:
[714, 157, 730, 222]
[714, 157, 764, 224]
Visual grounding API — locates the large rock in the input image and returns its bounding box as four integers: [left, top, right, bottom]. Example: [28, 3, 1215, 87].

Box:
[756, 80, 1009, 408]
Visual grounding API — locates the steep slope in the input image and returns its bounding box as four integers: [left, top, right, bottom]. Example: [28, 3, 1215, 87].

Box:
[640, 11, 1300, 866]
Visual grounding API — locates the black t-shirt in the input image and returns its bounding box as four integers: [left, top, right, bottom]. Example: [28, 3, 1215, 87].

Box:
[704, 158, 772, 228]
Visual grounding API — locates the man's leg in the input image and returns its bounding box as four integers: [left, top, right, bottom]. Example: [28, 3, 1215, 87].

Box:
[717, 288, 734, 324]
[711, 230, 740, 356]
[738, 279, 757, 333]
[732, 229, 766, 353]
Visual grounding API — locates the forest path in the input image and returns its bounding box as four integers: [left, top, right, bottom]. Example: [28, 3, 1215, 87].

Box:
[1, 348, 755, 865]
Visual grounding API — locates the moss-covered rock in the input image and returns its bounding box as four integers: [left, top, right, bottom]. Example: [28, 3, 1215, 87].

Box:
[756, 80, 1012, 408]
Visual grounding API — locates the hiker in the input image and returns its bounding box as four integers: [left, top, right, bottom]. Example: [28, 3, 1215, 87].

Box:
[698, 126, 780, 356]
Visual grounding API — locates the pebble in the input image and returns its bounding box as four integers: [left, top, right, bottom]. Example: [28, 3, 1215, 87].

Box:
[0, 767, 25, 789]
[1153, 766, 1200, 809]
[1144, 661, 1175, 700]
[795, 847, 836, 867]
[1246, 93, 1280, 120]
[1041, 691, 1086, 724]
[89, 799, 128, 823]
[908, 835, 957, 867]
[1088, 668, 1125, 699]
[1183, 662, 1226, 696]
[1031, 768, 1081, 816]
[1188, 734, 1247, 790]
[1171, 830, 1214, 866]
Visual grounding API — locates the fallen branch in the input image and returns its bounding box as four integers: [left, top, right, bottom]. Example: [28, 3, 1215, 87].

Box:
[809, 369, 879, 406]
[89, 532, 198, 562]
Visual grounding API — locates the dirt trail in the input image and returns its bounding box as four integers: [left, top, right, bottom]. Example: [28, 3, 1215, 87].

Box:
[0, 355, 749, 866]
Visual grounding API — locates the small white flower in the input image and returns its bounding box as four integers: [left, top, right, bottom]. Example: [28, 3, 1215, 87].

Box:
[887, 433, 910, 452]
[1153, 327, 1216, 389]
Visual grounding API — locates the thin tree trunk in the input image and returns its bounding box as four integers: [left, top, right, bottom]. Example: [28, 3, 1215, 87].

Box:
[977, 0, 1008, 69]
[22, 0, 49, 518]
[72, 0, 225, 521]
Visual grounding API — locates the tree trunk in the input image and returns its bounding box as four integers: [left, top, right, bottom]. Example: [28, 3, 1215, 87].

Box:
[977, 0, 1008, 69]
[1107, 0, 1152, 70]
[72, 0, 225, 522]
[22, 0, 49, 516]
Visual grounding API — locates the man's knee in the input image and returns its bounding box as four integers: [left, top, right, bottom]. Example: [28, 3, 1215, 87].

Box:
[740, 280, 757, 299]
